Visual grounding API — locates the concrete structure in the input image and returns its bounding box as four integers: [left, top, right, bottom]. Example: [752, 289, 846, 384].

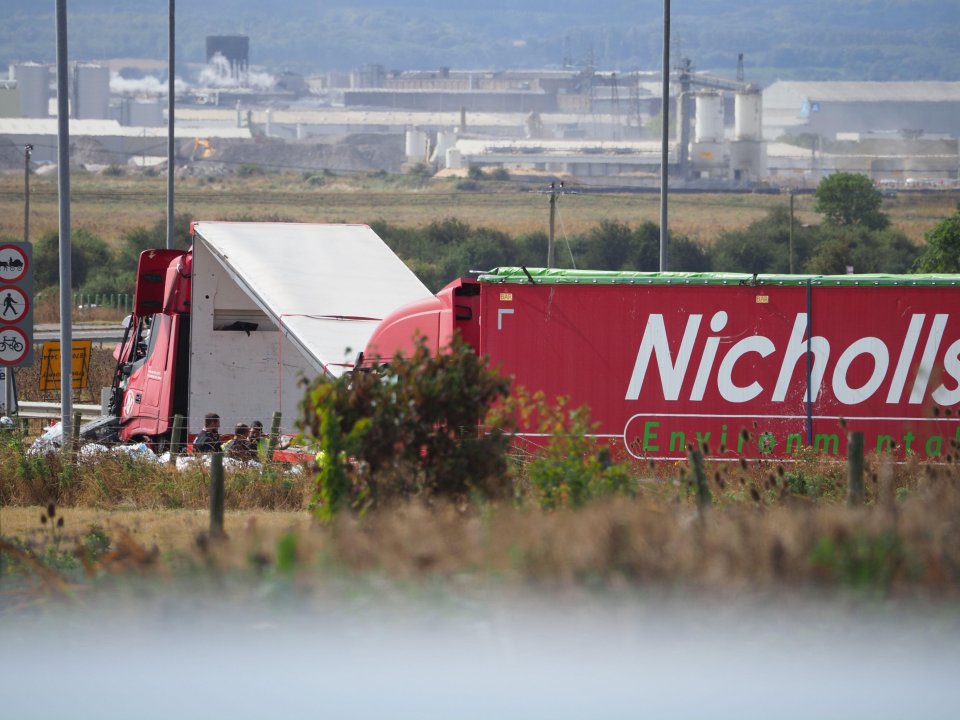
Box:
[73, 64, 110, 120]
[119, 99, 163, 128]
[763, 81, 960, 140]
[0, 82, 18, 118]
[404, 128, 428, 161]
[0, 118, 250, 165]
[13, 64, 49, 118]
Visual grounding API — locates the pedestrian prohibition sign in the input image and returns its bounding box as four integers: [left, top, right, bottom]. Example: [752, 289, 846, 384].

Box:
[1, 286, 29, 324]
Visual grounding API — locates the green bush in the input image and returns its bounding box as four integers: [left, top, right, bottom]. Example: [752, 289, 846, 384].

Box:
[300, 334, 513, 519]
[914, 205, 960, 273]
[512, 390, 638, 510]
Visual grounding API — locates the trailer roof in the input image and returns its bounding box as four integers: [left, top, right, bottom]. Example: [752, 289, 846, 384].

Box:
[192, 222, 433, 376]
[478, 268, 960, 287]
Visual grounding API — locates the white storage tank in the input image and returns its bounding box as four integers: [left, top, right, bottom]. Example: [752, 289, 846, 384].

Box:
[734, 88, 762, 141]
[14, 63, 49, 118]
[405, 128, 428, 160]
[445, 147, 462, 170]
[73, 63, 110, 119]
[431, 130, 457, 163]
[694, 91, 723, 143]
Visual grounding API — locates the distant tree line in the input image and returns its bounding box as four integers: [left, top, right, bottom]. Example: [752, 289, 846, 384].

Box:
[5, 173, 958, 298]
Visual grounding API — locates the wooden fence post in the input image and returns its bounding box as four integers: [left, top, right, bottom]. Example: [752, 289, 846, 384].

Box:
[878, 455, 896, 519]
[267, 411, 282, 457]
[687, 446, 712, 515]
[71, 410, 82, 454]
[210, 452, 225, 538]
[847, 431, 865, 507]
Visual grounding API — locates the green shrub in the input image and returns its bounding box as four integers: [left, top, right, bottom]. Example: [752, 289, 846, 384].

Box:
[512, 390, 638, 510]
[300, 334, 513, 519]
[810, 530, 907, 591]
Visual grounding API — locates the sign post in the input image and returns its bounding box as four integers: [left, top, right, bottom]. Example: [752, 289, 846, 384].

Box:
[0, 242, 33, 416]
[39, 340, 92, 393]
[0, 366, 17, 416]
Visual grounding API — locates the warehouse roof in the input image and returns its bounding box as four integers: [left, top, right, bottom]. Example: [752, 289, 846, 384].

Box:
[0, 118, 250, 138]
[765, 81, 960, 104]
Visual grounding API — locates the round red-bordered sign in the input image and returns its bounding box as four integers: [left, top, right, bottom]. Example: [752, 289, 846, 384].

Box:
[0, 244, 29, 284]
[0, 326, 29, 365]
[0, 285, 29, 324]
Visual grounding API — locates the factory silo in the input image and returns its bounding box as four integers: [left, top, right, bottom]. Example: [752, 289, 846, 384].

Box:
[730, 87, 766, 183]
[691, 91, 726, 174]
[73, 63, 110, 120]
[695, 91, 724, 143]
[14, 63, 49, 118]
[405, 128, 428, 162]
[734, 88, 762, 140]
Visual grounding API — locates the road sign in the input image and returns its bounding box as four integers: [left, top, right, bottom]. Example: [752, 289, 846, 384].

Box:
[39, 340, 92, 392]
[0, 327, 29, 365]
[0, 242, 32, 367]
[0, 244, 29, 284]
[0, 286, 29, 324]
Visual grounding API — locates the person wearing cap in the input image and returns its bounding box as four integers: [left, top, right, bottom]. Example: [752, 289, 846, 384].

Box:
[192, 412, 222, 453]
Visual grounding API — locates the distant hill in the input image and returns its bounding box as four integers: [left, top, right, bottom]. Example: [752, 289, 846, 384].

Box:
[1, 0, 957, 82]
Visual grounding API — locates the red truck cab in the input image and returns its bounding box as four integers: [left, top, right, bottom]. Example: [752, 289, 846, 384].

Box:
[111, 249, 192, 445]
[362, 277, 481, 363]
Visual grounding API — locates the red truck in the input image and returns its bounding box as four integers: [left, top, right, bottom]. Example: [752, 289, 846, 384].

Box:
[363, 268, 960, 462]
[98, 222, 434, 448]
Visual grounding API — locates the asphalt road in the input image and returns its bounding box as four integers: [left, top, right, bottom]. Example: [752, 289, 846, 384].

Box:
[34, 322, 124, 344]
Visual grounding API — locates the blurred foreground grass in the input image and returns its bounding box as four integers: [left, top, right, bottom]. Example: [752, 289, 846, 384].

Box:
[2, 448, 958, 605]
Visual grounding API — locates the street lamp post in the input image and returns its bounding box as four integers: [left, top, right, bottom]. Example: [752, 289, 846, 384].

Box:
[23, 144, 32, 242]
[659, 0, 670, 272]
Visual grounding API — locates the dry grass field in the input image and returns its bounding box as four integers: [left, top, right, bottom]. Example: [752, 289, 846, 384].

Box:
[1, 172, 956, 247]
[2, 169, 960, 605]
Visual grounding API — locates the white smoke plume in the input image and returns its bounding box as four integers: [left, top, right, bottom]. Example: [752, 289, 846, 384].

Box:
[197, 52, 275, 90]
[110, 73, 188, 96]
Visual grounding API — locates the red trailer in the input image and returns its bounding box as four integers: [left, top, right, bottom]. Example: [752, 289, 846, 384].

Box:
[365, 269, 960, 462]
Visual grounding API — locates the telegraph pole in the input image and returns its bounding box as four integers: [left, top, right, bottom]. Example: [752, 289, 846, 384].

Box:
[166, 0, 175, 249]
[547, 182, 560, 269]
[659, 0, 670, 271]
[788, 190, 795, 274]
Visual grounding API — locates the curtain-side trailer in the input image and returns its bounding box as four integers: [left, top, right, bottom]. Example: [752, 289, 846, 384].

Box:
[364, 269, 960, 462]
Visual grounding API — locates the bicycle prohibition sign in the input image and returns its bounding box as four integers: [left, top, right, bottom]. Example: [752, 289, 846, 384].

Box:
[0, 327, 29, 365]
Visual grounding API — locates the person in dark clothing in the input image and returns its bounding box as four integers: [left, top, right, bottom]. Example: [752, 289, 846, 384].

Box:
[224, 422, 256, 461]
[192, 412, 222, 453]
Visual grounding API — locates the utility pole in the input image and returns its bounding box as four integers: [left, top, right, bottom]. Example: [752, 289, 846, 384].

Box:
[547, 182, 561, 269]
[55, 0, 73, 448]
[23, 144, 32, 242]
[659, 0, 670, 272]
[166, 0, 175, 250]
[788, 190, 795, 274]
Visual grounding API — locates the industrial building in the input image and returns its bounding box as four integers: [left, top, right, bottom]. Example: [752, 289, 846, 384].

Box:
[0, 45, 957, 187]
[763, 81, 960, 139]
